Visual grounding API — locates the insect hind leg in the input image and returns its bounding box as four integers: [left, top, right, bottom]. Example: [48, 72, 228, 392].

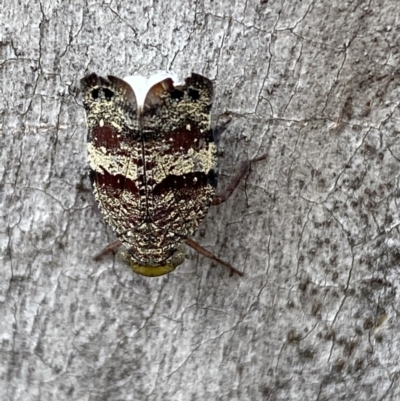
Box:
[184, 238, 243, 276]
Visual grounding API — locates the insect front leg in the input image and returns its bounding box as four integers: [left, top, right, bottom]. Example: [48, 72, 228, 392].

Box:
[212, 154, 267, 206]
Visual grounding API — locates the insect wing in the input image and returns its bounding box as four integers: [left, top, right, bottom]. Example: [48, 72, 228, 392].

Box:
[140, 73, 217, 240]
[81, 74, 142, 236]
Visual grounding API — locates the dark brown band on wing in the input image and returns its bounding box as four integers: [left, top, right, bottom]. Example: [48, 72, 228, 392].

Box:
[92, 169, 140, 196]
[90, 125, 121, 148]
[152, 170, 217, 197]
[159, 126, 214, 152]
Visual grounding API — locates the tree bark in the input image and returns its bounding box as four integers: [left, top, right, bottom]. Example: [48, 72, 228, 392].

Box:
[1, 0, 400, 400]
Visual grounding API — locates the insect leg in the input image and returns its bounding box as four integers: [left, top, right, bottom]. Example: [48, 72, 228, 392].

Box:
[212, 154, 267, 206]
[184, 237, 243, 276]
[93, 240, 122, 261]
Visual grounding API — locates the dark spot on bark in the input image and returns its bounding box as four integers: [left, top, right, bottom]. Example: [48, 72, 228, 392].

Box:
[333, 358, 345, 373]
[287, 329, 301, 343]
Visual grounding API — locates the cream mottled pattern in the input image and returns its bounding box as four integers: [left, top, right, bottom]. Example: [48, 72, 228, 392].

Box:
[81, 73, 216, 267]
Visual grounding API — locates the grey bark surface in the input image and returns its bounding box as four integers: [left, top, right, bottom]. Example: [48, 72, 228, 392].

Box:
[1, 1, 400, 400]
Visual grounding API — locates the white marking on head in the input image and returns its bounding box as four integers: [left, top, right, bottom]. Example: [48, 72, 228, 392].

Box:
[123, 71, 182, 110]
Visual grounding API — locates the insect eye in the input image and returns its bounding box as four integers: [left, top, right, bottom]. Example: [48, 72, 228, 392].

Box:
[103, 88, 114, 100]
[188, 88, 200, 102]
[170, 89, 184, 101]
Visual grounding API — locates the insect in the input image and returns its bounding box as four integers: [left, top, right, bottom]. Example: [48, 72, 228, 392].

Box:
[81, 72, 266, 277]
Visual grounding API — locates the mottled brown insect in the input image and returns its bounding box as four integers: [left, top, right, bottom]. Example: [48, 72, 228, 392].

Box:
[81, 72, 265, 276]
